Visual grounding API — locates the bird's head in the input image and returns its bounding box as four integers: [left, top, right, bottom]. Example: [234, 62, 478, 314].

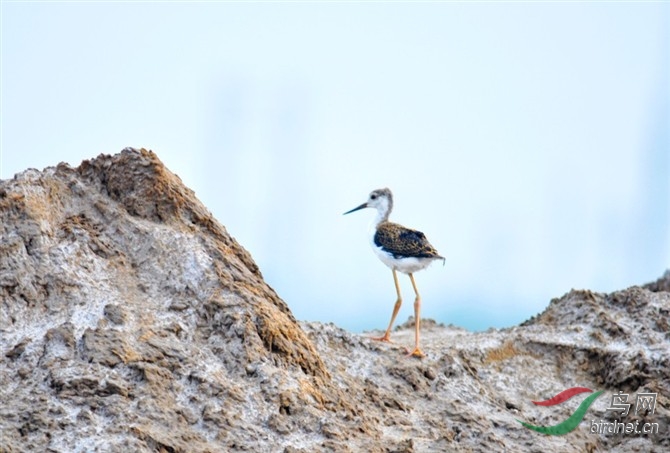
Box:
[343, 188, 394, 217]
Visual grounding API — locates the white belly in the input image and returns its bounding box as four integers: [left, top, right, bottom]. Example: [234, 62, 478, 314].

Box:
[371, 244, 433, 274]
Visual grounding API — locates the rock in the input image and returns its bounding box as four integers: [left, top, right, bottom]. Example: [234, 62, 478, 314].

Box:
[644, 270, 670, 293]
[0, 149, 356, 452]
[1, 148, 668, 452]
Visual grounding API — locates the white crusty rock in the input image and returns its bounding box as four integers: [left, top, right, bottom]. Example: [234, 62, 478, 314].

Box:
[1, 149, 668, 452]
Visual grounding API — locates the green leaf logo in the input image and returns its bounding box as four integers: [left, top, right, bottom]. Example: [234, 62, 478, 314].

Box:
[517, 389, 604, 435]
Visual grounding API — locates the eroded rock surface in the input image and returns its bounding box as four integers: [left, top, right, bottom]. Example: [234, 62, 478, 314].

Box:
[1, 149, 668, 452]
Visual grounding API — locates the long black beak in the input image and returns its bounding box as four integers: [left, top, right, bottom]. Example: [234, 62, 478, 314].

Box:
[343, 202, 368, 215]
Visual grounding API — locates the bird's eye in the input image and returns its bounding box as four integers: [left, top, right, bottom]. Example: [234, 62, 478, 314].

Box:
[370, 194, 377, 200]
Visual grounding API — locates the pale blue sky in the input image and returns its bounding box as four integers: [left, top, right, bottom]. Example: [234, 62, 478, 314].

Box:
[2, 1, 668, 331]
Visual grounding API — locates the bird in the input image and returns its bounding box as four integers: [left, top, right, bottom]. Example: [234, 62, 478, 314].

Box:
[344, 188, 444, 358]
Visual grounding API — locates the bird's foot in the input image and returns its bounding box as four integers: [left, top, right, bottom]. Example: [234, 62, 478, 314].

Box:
[405, 347, 426, 358]
[371, 333, 393, 343]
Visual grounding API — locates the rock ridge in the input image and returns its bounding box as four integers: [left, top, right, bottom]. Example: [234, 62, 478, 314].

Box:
[1, 149, 668, 452]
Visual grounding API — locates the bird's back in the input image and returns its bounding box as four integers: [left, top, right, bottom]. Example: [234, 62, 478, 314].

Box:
[373, 221, 443, 261]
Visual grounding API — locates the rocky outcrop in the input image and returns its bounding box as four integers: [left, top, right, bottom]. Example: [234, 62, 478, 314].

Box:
[0, 149, 370, 452]
[1, 149, 668, 452]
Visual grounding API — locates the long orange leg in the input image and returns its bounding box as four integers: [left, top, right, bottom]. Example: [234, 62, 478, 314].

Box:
[372, 269, 402, 342]
[405, 273, 425, 358]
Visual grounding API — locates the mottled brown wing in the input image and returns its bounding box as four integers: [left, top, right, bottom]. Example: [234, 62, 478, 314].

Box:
[374, 222, 442, 259]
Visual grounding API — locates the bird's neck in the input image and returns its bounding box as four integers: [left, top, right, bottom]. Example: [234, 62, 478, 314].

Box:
[373, 204, 391, 227]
